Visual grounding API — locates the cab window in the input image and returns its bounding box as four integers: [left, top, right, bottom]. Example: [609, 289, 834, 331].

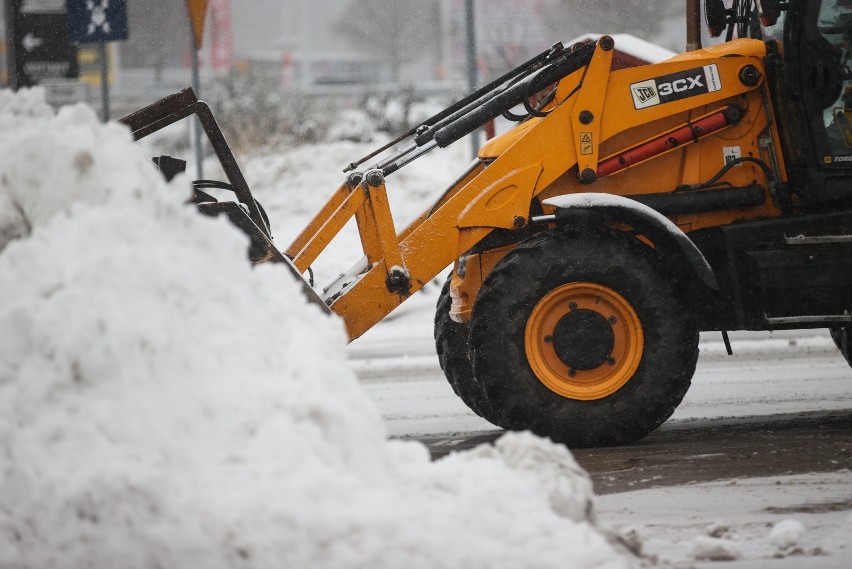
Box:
[813, 0, 852, 158]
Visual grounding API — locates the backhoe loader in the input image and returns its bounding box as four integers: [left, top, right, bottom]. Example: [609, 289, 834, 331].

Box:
[122, 0, 852, 447]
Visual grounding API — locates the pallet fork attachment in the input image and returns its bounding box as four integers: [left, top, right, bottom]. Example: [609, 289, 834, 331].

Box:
[119, 89, 331, 314]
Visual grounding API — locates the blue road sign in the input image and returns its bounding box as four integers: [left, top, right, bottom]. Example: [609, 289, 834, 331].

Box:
[66, 0, 128, 44]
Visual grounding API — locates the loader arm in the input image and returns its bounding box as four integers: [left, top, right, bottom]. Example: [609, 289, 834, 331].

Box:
[298, 38, 776, 341]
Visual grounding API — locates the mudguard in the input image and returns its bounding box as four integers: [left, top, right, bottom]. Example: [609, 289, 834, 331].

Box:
[542, 193, 719, 291]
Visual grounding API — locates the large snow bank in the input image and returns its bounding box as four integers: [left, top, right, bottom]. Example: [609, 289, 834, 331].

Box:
[0, 89, 636, 568]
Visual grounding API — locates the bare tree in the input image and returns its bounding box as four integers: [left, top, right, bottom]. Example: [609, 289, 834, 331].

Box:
[474, 0, 557, 78]
[550, 0, 682, 46]
[336, 0, 439, 83]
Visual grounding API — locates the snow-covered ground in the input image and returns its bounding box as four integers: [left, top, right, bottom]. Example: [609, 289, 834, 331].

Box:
[2, 88, 849, 568]
[597, 471, 852, 569]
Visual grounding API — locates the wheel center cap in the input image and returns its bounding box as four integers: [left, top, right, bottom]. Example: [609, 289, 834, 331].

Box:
[552, 309, 614, 370]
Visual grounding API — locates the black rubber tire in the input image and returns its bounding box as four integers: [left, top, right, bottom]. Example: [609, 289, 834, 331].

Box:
[468, 229, 700, 448]
[830, 327, 852, 366]
[434, 274, 491, 417]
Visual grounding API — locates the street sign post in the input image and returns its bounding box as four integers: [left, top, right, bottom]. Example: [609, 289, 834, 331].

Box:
[4, 0, 79, 90]
[185, 0, 209, 178]
[66, 0, 128, 121]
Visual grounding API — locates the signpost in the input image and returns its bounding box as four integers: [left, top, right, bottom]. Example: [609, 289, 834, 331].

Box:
[4, 0, 79, 90]
[66, 0, 128, 121]
[185, 0, 209, 178]
[464, 0, 479, 158]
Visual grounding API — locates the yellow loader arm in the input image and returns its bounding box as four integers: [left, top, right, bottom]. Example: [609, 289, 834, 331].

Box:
[286, 36, 781, 341]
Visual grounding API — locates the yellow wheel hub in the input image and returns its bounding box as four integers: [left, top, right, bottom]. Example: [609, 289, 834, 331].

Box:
[524, 282, 644, 400]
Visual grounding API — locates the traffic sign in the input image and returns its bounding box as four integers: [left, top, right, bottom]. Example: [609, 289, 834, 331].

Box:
[4, 0, 79, 89]
[185, 0, 209, 48]
[41, 78, 89, 106]
[66, 0, 128, 44]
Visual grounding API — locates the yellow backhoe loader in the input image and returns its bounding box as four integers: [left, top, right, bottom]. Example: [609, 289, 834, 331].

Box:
[122, 0, 852, 447]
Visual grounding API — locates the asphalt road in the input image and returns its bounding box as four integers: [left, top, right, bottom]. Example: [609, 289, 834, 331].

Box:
[352, 322, 852, 494]
[419, 409, 852, 495]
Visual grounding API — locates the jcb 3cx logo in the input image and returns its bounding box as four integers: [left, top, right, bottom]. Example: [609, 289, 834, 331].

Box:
[633, 86, 657, 104]
[630, 64, 722, 110]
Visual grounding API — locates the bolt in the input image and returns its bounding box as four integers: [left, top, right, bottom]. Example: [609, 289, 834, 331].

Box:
[365, 170, 384, 187]
[599, 35, 615, 51]
[738, 64, 761, 87]
[385, 266, 411, 295]
[579, 168, 597, 184]
[607, 357, 616, 366]
[579, 110, 594, 124]
[568, 369, 577, 377]
[569, 302, 577, 310]
[608, 316, 617, 324]
[513, 216, 526, 228]
[544, 335, 553, 343]
[723, 103, 745, 124]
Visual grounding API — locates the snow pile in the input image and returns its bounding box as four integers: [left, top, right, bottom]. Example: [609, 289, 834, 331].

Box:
[0, 90, 636, 568]
[691, 536, 741, 561]
[768, 519, 806, 551]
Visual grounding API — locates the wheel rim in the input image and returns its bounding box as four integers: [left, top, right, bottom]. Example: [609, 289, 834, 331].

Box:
[524, 282, 644, 400]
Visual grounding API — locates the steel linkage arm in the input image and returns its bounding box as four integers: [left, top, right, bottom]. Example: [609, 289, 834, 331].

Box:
[119, 88, 268, 237]
[350, 40, 597, 178]
[120, 89, 332, 314]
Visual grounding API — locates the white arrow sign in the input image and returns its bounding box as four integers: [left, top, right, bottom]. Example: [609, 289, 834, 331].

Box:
[22, 33, 43, 52]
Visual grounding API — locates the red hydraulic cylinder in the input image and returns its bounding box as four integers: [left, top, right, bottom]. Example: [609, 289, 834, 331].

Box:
[596, 105, 742, 178]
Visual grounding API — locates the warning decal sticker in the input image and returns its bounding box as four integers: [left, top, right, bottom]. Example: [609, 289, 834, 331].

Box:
[630, 64, 722, 110]
[580, 132, 593, 155]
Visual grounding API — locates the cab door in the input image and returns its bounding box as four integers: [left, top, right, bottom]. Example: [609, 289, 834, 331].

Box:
[786, 0, 852, 205]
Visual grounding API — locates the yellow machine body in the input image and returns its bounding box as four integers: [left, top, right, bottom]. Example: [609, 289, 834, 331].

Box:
[286, 38, 784, 340]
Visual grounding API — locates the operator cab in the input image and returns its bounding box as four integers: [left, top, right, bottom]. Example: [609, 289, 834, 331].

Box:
[708, 0, 852, 207]
[763, 0, 852, 206]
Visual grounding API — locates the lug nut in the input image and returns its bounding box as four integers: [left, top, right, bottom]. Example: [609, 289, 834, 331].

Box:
[568, 369, 577, 377]
[607, 357, 616, 366]
[569, 302, 577, 310]
[608, 316, 617, 324]
[544, 335, 553, 343]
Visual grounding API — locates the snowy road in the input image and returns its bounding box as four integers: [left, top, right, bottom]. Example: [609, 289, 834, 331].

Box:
[350, 287, 852, 442]
[348, 287, 852, 568]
